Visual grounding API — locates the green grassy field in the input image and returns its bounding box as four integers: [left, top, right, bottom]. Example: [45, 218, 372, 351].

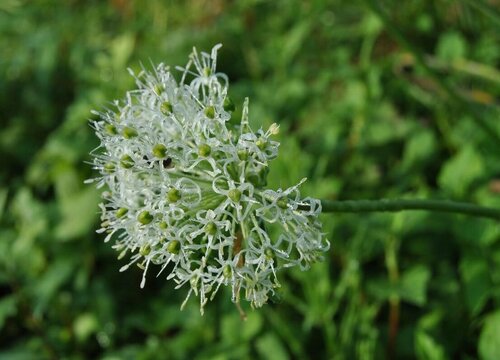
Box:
[1, 0, 500, 358]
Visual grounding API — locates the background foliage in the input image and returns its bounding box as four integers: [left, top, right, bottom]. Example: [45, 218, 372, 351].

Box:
[1, 0, 500, 358]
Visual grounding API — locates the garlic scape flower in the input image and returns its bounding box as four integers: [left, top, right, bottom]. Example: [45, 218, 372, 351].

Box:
[88, 44, 329, 313]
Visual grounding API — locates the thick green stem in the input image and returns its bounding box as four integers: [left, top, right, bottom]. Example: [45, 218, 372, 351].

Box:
[320, 199, 500, 221]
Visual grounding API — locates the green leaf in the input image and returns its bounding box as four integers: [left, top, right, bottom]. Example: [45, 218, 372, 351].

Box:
[415, 330, 447, 360]
[436, 31, 467, 61]
[241, 312, 263, 340]
[362, 13, 383, 35]
[55, 186, 100, 240]
[402, 130, 437, 169]
[479, 311, 500, 360]
[0, 295, 17, 330]
[74, 312, 99, 343]
[0, 188, 8, 221]
[220, 314, 244, 346]
[279, 21, 310, 67]
[366, 277, 394, 301]
[400, 266, 431, 306]
[367, 266, 430, 306]
[33, 259, 75, 316]
[438, 146, 485, 196]
[255, 333, 289, 360]
[460, 256, 491, 315]
[110, 33, 135, 69]
[0, 347, 40, 360]
[344, 81, 367, 112]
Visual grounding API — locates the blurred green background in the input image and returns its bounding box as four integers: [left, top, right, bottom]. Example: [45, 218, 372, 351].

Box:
[1, 0, 500, 359]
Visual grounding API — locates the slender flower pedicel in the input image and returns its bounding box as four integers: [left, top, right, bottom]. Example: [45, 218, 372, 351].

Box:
[88, 44, 329, 314]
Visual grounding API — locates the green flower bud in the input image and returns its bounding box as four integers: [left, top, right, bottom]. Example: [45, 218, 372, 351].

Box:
[159, 221, 168, 229]
[138, 211, 154, 225]
[160, 101, 173, 114]
[104, 162, 115, 173]
[154, 84, 164, 95]
[223, 97, 235, 112]
[122, 126, 138, 139]
[198, 144, 211, 157]
[228, 189, 242, 203]
[223, 265, 232, 278]
[153, 144, 168, 158]
[167, 240, 180, 254]
[167, 188, 181, 203]
[206, 222, 217, 236]
[105, 124, 118, 135]
[116, 207, 129, 218]
[140, 245, 151, 256]
[277, 198, 288, 209]
[120, 154, 134, 169]
[256, 138, 266, 150]
[237, 149, 248, 161]
[204, 106, 215, 119]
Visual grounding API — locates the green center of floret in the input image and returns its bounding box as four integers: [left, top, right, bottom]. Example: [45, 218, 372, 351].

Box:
[167, 188, 181, 203]
[153, 144, 168, 158]
[138, 211, 154, 225]
[228, 189, 242, 203]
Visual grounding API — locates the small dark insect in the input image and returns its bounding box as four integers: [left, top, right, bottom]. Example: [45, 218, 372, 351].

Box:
[141, 155, 173, 169]
[143, 155, 151, 164]
[162, 157, 173, 168]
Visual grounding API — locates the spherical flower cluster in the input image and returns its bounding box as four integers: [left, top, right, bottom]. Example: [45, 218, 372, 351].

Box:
[88, 44, 329, 314]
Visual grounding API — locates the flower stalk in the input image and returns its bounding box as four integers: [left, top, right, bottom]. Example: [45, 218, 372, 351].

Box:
[320, 199, 500, 220]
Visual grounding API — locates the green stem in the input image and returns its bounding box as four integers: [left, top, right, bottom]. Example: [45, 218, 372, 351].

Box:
[320, 199, 500, 221]
[385, 236, 400, 360]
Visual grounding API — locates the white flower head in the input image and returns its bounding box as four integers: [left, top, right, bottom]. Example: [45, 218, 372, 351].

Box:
[88, 44, 329, 314]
